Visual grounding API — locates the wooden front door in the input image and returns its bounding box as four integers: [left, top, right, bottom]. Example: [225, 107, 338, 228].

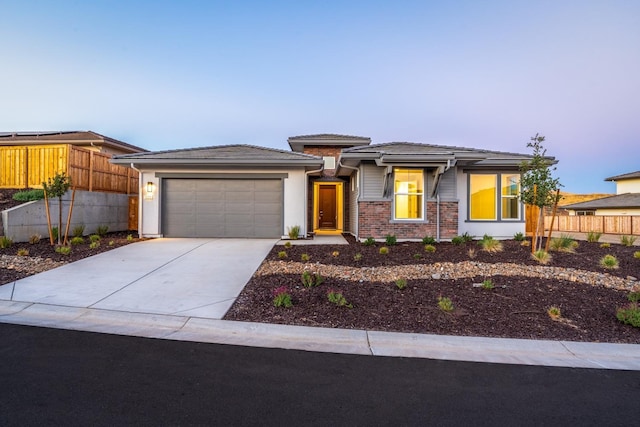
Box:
[318, 185, 337, 229]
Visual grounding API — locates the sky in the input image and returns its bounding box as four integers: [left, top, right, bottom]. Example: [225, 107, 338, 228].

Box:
[2, 0, 639, 193]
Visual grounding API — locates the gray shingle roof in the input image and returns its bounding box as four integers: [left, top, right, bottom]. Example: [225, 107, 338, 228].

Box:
[605, 171, 640, 181]
[563, 193, 640, 210]
[0, 131, 146, 153]
[342, 141, 538, 160]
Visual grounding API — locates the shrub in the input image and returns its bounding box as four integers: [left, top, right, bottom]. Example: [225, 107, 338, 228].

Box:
[96, 225, 109, 237]
[0, 236, 13, 249]
[12, 189, 45, 202]
[72, 224, 85, 238]
[331, 250, 340, 257]
[363, 237, 376, 246]
[51, 227, 59, 242]
[422, 236, 436, 245]
[586, 231, 602, 243]
[89, 234, 101, 243]
[29, 234, 41, 244]
[273, 286, 293, 308]
[284, 241, 292, 249]
[277, 251, 287, 259]
[55, 245, 71, 255]
[424, 244, 436, 253]
[634, 251, 640, 259]
[451, 236, 464, 245]
[301, 253, 311, 262]
[413, 253, 422, 260]
[600, 243, 611, 248]
[513, 232, 525, 242]
[353, 253, 363, 261]
[286, 225, 301, 240]
[532, 250, 552, 265]
[600, 254, 619, 269]
[395, 278, 407, 290]
[520, 240, 531, 247]
[385, 234, 397, 246]
[547, 306, 561, 320]
[621, 235, 637, 247]
[467, 248, 476, 259]
[327, 290, 353, 308]
[108, 240, 115, 246]
[627, 292, 640, 303]
[70, 236, 84, 245]
[379, 246, 389, 255]
[481, 279, 494, 290]
[126, 234, 134, 241]
[461, 232, 474, 243]
[89, 241, 100, 249]
[17, 248, 29, 256]
[437, 296, 454, 312]
[549, 234, 577, 252]
[616, 303, 640, 328]
[301, 271, 324, 288]
[478, 235, 503, 253]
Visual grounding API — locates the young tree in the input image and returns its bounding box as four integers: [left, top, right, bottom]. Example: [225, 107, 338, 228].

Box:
[519, 134, 562, 251]
[43, 172, 72, 245]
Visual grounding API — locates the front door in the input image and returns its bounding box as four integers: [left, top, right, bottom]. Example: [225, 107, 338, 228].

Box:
[318, 185, 337, 229]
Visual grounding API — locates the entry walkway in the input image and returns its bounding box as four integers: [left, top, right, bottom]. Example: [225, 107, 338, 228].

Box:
[1, 238, 639, 370]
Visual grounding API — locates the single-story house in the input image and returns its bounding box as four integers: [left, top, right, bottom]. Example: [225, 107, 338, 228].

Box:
[563, 170, 640, 216]
[111, 134, 551, 240]
[0, 131, 147, 155]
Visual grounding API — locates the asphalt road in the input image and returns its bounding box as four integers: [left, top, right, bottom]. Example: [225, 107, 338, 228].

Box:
[1, 323, 639, 426]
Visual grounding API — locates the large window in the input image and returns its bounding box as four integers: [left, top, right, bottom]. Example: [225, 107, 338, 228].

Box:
[394, 168, 423, 220]
[469, 173, 521, 221]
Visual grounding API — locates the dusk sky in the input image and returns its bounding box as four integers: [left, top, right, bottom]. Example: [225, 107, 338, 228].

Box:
[2, 1, 638, 193]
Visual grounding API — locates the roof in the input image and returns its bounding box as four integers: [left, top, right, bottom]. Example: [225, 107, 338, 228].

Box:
[111, 144, 324, 168]
[0, 131, 147, 154]
[288, 134, 371, 152]
[563, 193, 640, 210]
[605, 171, 640, 181]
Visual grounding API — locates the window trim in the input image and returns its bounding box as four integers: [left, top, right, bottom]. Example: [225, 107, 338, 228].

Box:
[468, 172, 523, 222]
[392, 167, 425, 221]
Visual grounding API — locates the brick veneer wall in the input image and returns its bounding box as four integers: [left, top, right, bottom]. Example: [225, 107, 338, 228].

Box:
[303, 146, 346, 177]
[358, 200, 458, 239]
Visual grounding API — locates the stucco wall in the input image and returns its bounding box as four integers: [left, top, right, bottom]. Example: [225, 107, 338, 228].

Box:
[2, 190, 131, 242]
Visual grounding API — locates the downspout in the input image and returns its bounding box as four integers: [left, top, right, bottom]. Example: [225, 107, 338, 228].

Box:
[435, 159, 452, 243]
[130, 163, 143, 237]
[337, 160, 360, 239]
[304, 165, 324, 238]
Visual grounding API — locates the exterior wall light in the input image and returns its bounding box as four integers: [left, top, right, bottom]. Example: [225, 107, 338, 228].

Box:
[145, 181, 155, 200]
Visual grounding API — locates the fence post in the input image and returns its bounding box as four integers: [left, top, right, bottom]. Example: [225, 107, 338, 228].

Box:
[89, 151, 94, 192]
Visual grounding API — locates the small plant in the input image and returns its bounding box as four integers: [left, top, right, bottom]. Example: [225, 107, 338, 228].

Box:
[547, 306, 561, 320]
[531, 250, 552, 265]
[353, 253, 363, 261]
[620, 235, 637, 247]
[273, 286, 293, 308]
[413, 253, 422, 260]
[422, 236, 436, 245]
[379, 246, 389, 255]
[513, 232, 525, 242]
[600, 254, 619, 269]
[451, 236, 464, 245]
[29, 234, 41, 244]
[51, 227, 59, 242]
[89, 241, 100, 249]
[277, 251, 287, 259]
[481, 279, 494, 290]
[72, 224, 85, 238]
[628, 292, 640, 303]
[424, 244, 436, 253]
[284, 241, 292, 249]
[301, 270, 324, 288]
[363, 237, 376, 246]
[520, 240, 531, 247]
[12, 188, 45, 202]
[478, 234, 503, 253]
[331, 250, 340, 257]
[0, 236, 13, 249]
[385, 234, 397, 246]
[586, 231, 602, 243]
[126, 234, 134, 241]
[89, 234, 101, 243]
[55, 245, 71, 255]
[286, 225, 301, 240]
[549, 234, 577, 252]
[96, 225, 109, 237]
[108, 240, 115, 246]
[70, 236, 84, 245]
[327, 290, 353, 308]
[17, 248, 29, 256]
[461, 232, 474, 243]
[616, 293, 640, 328]
[467, 248, 476, 259]
[600, 243, 611, 248]
[301, 253, 311, 262]
[437, 296, 454, 312]
[395, 278, 407, 290]
[634, 251, 640, 259]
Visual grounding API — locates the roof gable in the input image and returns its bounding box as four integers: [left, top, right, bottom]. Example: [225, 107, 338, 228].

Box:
[605, 170, 640, 181]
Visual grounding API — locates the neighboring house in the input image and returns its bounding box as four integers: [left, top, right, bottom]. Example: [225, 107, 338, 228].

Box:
[112, 134, 552, 240]
[563, 171, 640, 216]
[0, 131, 146, 155]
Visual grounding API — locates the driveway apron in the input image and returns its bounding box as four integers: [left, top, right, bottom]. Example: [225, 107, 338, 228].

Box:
[0, 238, 276, 319]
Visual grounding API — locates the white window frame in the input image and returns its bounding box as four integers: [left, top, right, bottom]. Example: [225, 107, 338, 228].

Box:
[393, 168, 424, 220]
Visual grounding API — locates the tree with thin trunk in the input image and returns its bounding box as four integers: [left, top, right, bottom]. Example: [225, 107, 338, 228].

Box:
[43, 172, 72, 246]
[518, 134, 561, 252]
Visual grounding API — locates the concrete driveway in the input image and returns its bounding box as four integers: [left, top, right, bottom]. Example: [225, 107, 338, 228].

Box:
[0, 238, 277, 319]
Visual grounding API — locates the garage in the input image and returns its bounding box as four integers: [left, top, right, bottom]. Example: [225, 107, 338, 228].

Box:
[162, 178, 283, 238]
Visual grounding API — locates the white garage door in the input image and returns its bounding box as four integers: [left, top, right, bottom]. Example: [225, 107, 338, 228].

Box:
[162, 179, 283, 238]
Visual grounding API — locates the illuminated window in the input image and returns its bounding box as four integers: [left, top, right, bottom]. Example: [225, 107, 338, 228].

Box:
[394, 168, 423, 219]
[469, 173, 521, 221]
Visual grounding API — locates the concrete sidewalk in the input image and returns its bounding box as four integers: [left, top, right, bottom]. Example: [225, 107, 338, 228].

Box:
[1, 238, 639, 370]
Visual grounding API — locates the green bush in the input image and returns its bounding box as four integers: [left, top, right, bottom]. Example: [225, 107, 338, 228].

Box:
[620, 235, 637, 247]
[549, 234, 577, 252]
[353, 253, 363, 261]
[12, 189, 45, 202]
[586, 231, 602, 243]
[438, 296, 454, 312]
[422, 236, 436, 245]
[55, 245, 71, 255]
[616, 303, 640, 328]
[513, 232, 525, 242]
[600, 254, 619, 269]
[96, 225, 109, 237]
[273, 286, 293, 308]
[72, 224, 85, 238]
[424, 244, 436, 253]
[89, 234, 101, 243]
[481, 279, 494, 290]
[634, 251, 640, 259]
[362, 237, 376, 246]
[277, 251, 287, 259]
[461, 232, 474, 243]
[379, 246, 389, 254]
[301, 271, 324, 288]
[385, 234, 397, 246]
[70, 236, 84, 245]
[451, 236, 464, 245]
[532, 250, 552, 265]
[301, 253, 311, 262]
[395, 279, 407, 290]
[478, 235, 503, 252]
[286, 225, 301, 240]
[327, 290, 353, 308]
[0, 236, 13, 249]
[89, 241, 100, 249]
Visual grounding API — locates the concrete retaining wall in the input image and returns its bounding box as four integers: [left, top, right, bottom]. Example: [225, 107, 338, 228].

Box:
[1, 190, 131, 242]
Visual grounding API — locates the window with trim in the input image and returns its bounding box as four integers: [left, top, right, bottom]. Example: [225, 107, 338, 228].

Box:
[394, 168, 424, 219]
[469, 173, 521, 221]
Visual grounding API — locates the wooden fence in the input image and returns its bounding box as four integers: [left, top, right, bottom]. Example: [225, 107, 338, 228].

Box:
[0, 144, 138, 194]
[543, 215, 640, 236]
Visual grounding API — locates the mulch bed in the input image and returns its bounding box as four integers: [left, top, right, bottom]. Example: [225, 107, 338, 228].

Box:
[224, 235, 640, 344]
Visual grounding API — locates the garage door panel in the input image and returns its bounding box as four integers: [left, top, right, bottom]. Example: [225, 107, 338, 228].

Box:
[163, 178, 283, 238]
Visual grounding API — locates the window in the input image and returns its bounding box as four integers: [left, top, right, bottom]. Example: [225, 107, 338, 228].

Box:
[394, 168, 423, 219]
[469, 173, 521, 221]
[323, 156, 336, 169]
[576, 210, 595, 216]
